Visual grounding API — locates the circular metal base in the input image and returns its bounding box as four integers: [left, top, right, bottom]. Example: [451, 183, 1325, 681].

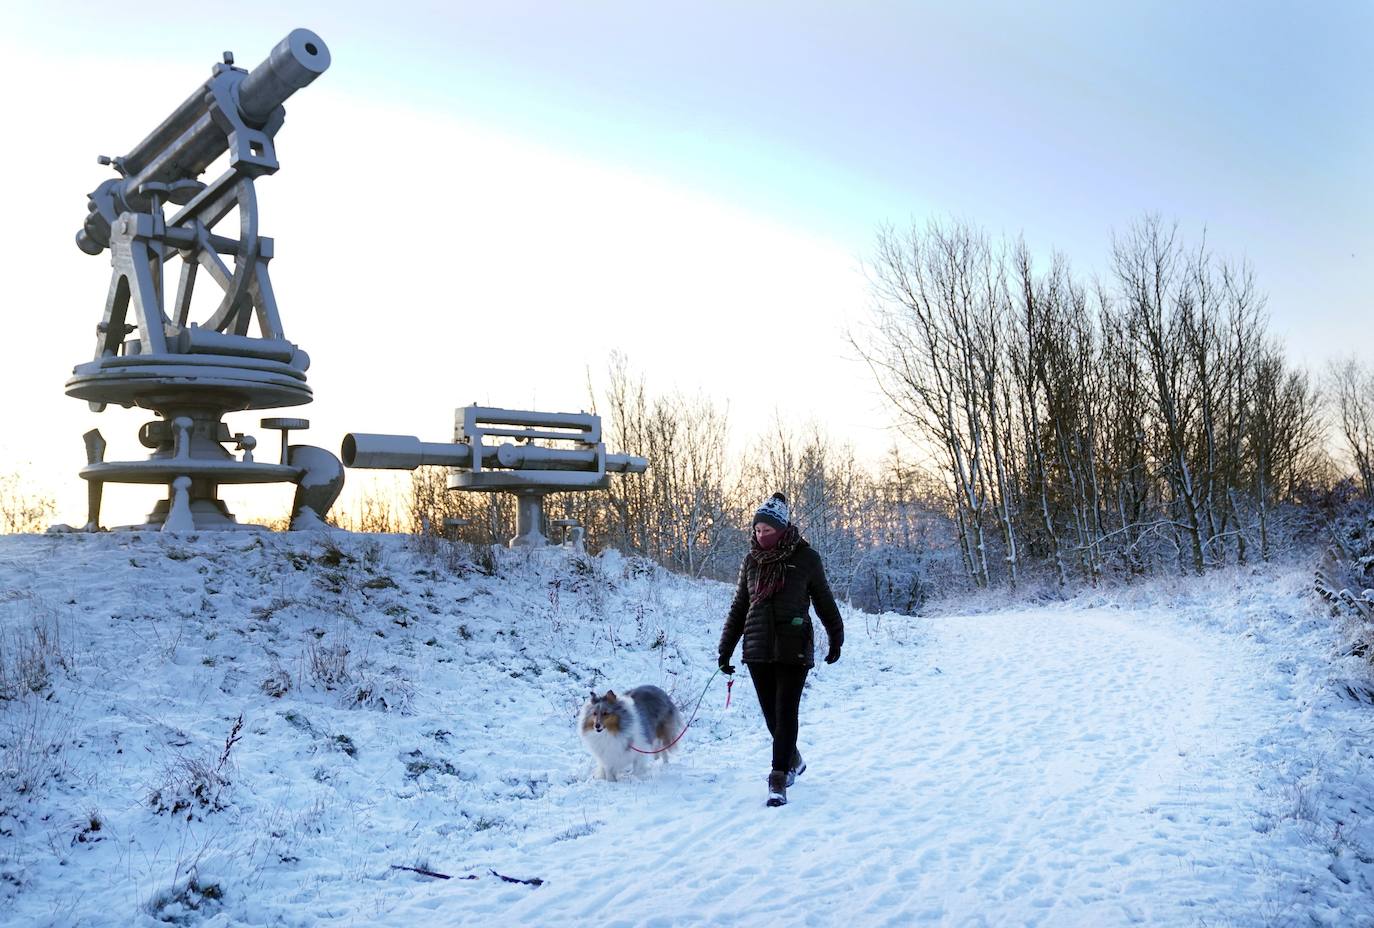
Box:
[80, 459, 300, 485]
[66, 353, 311, 410]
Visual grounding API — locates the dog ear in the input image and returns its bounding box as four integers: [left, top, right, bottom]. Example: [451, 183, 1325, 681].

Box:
[604, 690, 617, 702]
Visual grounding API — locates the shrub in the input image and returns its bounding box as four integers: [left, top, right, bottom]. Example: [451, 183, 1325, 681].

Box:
[1315, 499, 1374, 661]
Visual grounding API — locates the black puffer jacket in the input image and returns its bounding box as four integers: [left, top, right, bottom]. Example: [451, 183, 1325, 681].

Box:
[718, 540, 844, 668]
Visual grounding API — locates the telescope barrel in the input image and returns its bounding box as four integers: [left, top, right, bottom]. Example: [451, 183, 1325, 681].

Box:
[342, 434, 477, 470]
[78, 28, 332, 256]
[239, 29, 331, 124]
[121, 29, 329, 182]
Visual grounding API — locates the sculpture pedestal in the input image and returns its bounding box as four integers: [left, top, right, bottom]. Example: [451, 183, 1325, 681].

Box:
[65, 355, 341, 532]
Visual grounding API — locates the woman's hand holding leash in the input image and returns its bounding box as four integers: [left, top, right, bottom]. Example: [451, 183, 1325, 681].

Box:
[716, 661, 735, 708]
[629, 667, 734, 755]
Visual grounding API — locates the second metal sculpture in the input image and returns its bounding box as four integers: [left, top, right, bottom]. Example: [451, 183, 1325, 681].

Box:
[344, 406, 649, 547]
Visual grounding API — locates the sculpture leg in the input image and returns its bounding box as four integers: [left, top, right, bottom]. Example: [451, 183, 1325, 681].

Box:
[85, 480, 104, 533]
[82, 429, 107, 531]
[510, 492, 548, 547]
[162, 476, 195, 532]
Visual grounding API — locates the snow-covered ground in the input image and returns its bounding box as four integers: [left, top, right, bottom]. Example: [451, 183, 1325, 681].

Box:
[1, 532, 1371, 927]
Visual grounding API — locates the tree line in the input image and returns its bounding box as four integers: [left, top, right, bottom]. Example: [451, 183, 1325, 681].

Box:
[854, 215, 1335, 588]
[388, 216, 1373, 610]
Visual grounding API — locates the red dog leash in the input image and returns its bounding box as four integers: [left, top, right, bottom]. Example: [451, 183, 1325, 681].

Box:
[631, 670, 733, 755]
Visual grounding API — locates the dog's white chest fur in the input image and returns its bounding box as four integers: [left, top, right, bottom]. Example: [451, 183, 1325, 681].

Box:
[581, 728, 641, 781]
[580, 696, 644, 781]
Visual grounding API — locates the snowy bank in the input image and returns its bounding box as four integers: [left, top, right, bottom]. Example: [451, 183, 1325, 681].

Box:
[0, 532, 1370, 927]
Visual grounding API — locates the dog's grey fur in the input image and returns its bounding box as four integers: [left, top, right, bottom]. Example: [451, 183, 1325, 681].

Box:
[578, 684, 684, 781]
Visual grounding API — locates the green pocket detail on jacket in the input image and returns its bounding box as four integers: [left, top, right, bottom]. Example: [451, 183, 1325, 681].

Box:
[773, 615, 810, 661]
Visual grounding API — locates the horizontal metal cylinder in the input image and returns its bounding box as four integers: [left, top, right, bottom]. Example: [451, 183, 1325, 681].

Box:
[608, 454, 649, 474]
[342, 434, 476, 470]
[343, 433, 649, 477]
[176, 328, 297, 362]
[495, 444, 647, 473]
[239, 29, 331, 123]
[122, 86, 211, 178]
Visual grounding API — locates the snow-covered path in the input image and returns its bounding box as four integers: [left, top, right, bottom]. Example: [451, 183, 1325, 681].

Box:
[3, 535, 1369, 927]
[401, 608, 1347, 927]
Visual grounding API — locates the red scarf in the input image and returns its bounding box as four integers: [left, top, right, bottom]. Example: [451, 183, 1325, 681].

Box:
[747, 524, 801, 605]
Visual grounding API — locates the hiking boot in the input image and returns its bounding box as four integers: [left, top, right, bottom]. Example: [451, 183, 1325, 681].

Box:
[767, 769, 788, 807]
[786, 750, 806, 787]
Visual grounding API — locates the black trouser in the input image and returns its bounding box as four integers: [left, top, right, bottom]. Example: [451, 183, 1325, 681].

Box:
[746, 662, 808, 773]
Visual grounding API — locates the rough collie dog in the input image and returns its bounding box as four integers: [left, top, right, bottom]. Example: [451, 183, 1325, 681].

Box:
[578, 686, 684, 781]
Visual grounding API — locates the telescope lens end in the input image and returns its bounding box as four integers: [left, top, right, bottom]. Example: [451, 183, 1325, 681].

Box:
[286, 28, 331, 75]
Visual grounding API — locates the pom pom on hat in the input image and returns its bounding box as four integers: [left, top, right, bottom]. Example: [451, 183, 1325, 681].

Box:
[753, 492, 790, 530]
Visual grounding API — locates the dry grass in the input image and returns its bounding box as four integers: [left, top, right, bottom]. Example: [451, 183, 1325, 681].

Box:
[147, 715, 244, 817]
[0, 613, 67, 702]
[0, 473, 54, 535]
[306, 637, 352, 690]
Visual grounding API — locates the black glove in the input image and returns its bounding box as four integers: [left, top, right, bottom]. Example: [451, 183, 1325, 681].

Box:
[824, 643, 841, 665]
[718, 658, 736, 675]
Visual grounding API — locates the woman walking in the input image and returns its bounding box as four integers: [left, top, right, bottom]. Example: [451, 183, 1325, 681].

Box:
[718, 492, 843, 806]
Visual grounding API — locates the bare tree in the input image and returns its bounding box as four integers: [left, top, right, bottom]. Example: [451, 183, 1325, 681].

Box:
[591, 352, 734, 577]
[1113, 217, 1208, 574]
[855, 220, 1009, 587]
[1329, 357, 1374, 497]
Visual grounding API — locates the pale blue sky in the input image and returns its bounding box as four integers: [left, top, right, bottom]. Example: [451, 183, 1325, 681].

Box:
[12, 1, 1370, 348]
[2, 1, 1370, 523]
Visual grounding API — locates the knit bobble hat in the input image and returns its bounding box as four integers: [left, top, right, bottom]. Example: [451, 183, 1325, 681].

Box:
[753, 492, 790, 531]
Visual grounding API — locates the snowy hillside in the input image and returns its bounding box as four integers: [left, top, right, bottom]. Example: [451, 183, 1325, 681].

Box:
[1, 532, 1371, 927]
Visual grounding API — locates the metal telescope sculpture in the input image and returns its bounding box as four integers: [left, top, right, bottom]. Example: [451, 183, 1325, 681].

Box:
[343, 406, 649, 547]
[67, 29, 343, 532]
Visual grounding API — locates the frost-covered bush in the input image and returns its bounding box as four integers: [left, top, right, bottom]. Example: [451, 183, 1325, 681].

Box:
[348, 664, 416, 713]
[847, 544, 932, 614]
[145, 872, 224, 924]
[148, 756, 231, 817]
[147, 716, 243, 817]
[1317, 498, 1374, 660]
[306, 637, 351, 689]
